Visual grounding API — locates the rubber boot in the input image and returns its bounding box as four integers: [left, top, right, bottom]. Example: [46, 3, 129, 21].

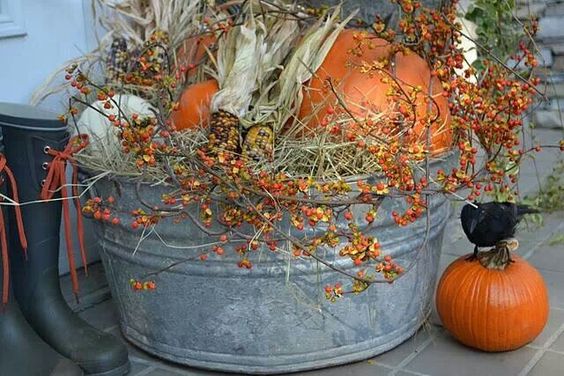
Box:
[0, 103, 130, 376]
[0, 274, 85, 376]
[0, 154, 84, 376]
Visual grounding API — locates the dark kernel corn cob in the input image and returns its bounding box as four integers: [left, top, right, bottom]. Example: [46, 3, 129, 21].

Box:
[208, 110, 240, 153]
[106, 37, 128, 83]
[243, 125, 274, 161]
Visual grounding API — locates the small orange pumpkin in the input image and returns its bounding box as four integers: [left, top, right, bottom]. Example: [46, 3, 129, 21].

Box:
[436, 254, 549, 352]
[171, 79, 219, 131]
[298, 29, 451, 154]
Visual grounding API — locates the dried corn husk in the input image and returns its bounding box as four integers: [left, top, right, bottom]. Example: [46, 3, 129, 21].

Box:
[242, 2, 303, 128]
[254, 6, 355, 133]
[211, 13, 265, 117]
[276, 7, 356, 130]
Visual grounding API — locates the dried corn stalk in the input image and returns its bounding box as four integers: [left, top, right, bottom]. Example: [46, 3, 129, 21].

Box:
[94, 0, 202, 50]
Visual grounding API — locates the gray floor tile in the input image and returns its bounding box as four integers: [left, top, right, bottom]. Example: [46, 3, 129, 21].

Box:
[441, 237, 472, 258]
[517, 213, 564, 260]
[526, 128, 564, 146]
[369, 325, 439, 367]
[145, 368, 185, 376]
[63, 261, 110, 310]
[106, 326, 167, 364]
[78, 298, 120, 331]
[296, 362, 392, 376]
[395, 372, 427, 376]
[519, 156, 562, 195]
[404, 332, 537, 376]
[429, 308, 442, 328]
[528, 351, 564, 376]
[127, 361, 152, 375]
[530, 232, 564, 273]
[436, 254, 460, 281]
[105, 327, 228, 375]
[521, 163, 562, 188]
[549, 326, 564, 352]
[518, 130, 562, 182]
[146, 364, 235, 375]
[154, 365, 229, 375]
[442, 215, 466, 245]
[519, 174, 551, 197]
[539, 269, 564, 309]
[532, 309, 564, 347]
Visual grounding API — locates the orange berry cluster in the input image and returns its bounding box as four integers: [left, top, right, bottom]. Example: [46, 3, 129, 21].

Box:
[376, 255, 404, 281]
[120, 115, 178, 169]
[339, 233, 381, 265]
[391, 194, 427, 227]
[324, 283, 344, 302]
[129, 279, 156, 291]
[130, 209, 161, 230]
[82, 196, 121, 225]
[119, 31, 171, 88]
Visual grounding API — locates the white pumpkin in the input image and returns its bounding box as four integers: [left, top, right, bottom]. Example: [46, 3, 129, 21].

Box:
[73, 94, 155, 158]
[455, 0, 478, 79]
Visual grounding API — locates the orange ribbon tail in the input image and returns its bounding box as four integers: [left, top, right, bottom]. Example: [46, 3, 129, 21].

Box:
[40, 134, 89, 298]
[0, 154, 29, 305]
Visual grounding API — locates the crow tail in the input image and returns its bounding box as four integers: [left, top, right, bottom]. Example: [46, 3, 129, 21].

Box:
[517, 204, 540, 216]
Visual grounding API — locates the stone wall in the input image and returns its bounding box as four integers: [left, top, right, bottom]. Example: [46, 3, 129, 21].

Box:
[517, 0, 564, 128]
[301, 0, 441, 25]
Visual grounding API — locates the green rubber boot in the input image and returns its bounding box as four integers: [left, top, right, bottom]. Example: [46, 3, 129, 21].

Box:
[0, 103, 130, 376]
[0, 151, 83, 376]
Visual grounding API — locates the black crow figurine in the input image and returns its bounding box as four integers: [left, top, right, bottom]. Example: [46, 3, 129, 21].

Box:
[460, 201, 538, 260]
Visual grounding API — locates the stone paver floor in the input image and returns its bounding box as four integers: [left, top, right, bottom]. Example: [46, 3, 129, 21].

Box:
[64, 126, 563, 376]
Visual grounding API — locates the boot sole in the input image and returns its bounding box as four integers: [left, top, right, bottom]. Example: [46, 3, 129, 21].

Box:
[85, 360, 130, 376]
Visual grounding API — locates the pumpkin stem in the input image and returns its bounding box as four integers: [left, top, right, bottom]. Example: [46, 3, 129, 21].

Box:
[477, 238, 519, 270]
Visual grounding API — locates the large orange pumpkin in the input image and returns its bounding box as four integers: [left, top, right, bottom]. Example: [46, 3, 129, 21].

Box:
[436, 254, 549, 352]
[298, 29, 452, 154]
[172, 79, 219, 131]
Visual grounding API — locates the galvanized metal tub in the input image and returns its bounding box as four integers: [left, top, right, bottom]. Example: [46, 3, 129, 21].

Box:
[92, 154, 454, 374]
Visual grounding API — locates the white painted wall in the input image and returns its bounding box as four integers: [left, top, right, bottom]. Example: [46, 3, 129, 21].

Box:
[0, 0, 101, 274]
[0, 0, 97, 106]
